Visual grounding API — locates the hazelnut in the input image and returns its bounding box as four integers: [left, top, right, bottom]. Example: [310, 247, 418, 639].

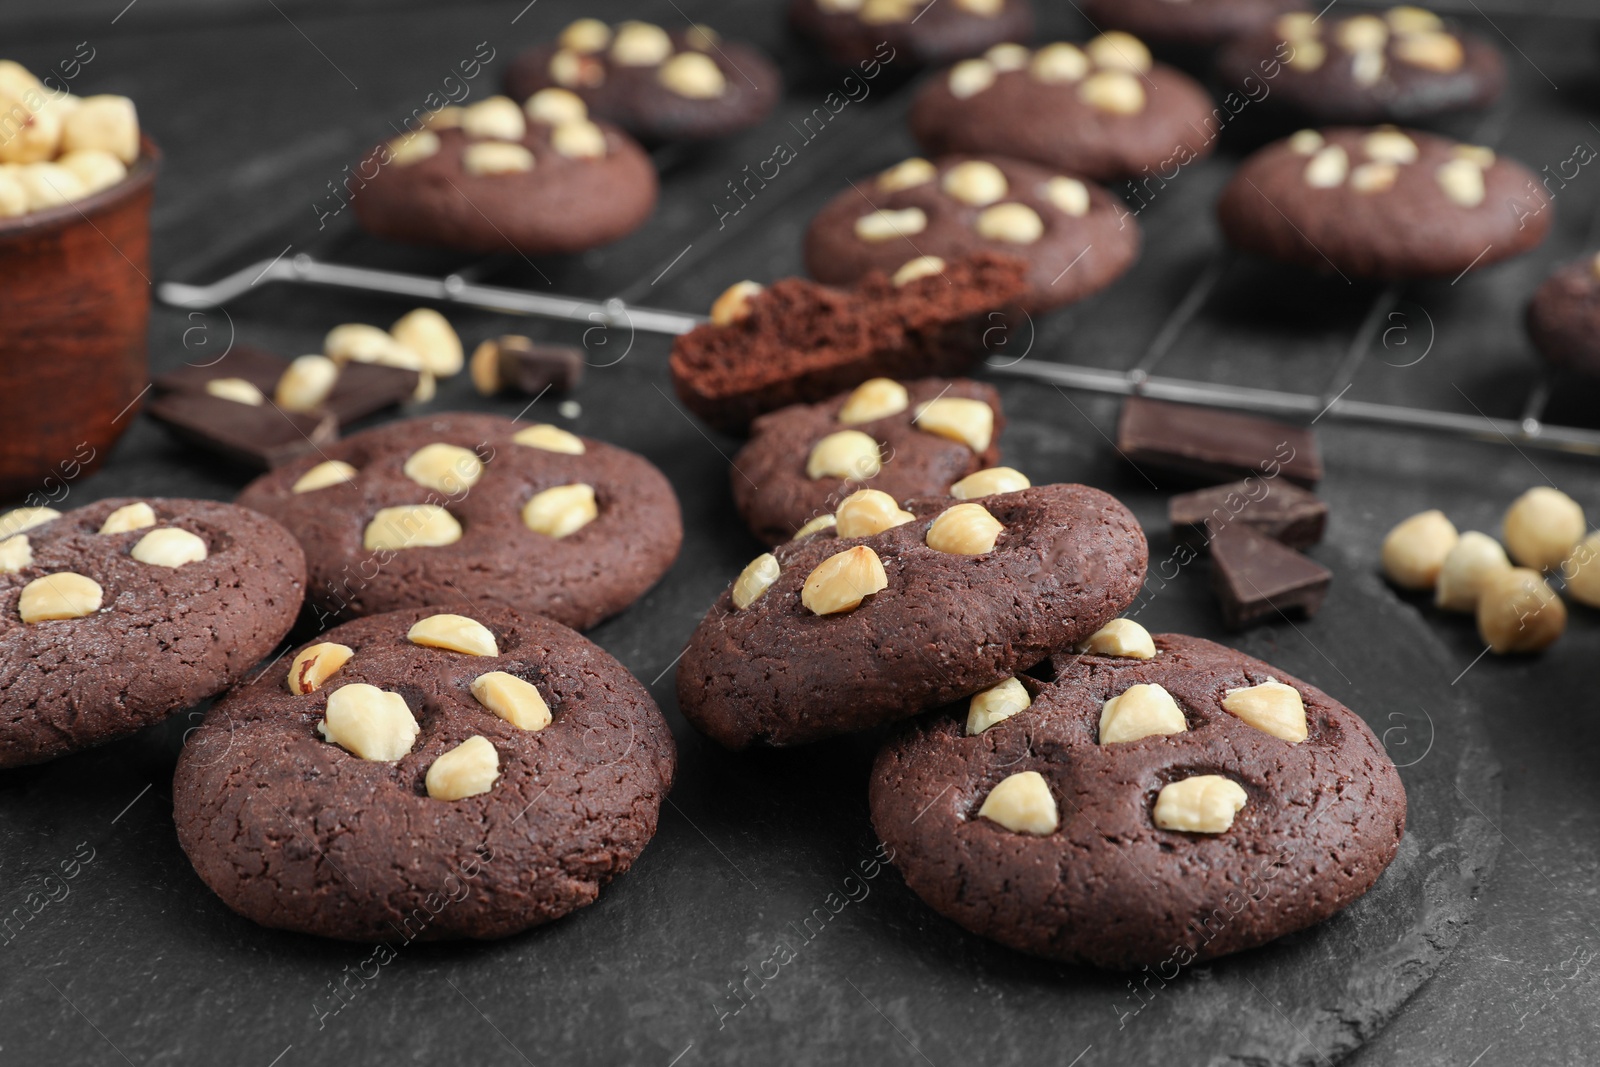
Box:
[965, 677, 1031, 735]
[1044, 175, 1090, 217]
[99, 501, 155, 534]
[275, 354, 339, 412]
[954, 0, 1003, 14]
[559, 18, 612, 54]
[948, 59, 997, 100]
[1393, 31, 1463, 72]
[975, 202, 1044, 244]
[984, 43, 1031, 71]
[319, 683, 419, 761]
[1387, 6, 1443, 33]
[0, 507, 58, 537]
[1221, 680, 1307, 743]
[287, 642, 355, 695]
[861, 0, 916, 25]
[854, 207, 927, 242]
[1477, 567, 1566, 654]
[731, 552, 781, 610]
[462, 142, 535, 176]
[363, 505, 462, 551]
[461, 96, 526, 142]
[1285, 39, 1327, 72]
[977, 771, 1058, 835]
[551, 120, 607, 159]
[877, 157, 937, 192]
[835, 489, 914, 538]
[402, 442, 484, 495]
[1563, 531, 1600, 608]
[1435, 531, 1511, 612]
[839, 378, 909, 423]
[660, 52, 726, 99]
[549, 50, 605, 89]
[1078, 70, 1145, 115]
[1275, 13, 1320, 40]
[408, 613, 498, 657]
[1075, 618, 1156, 659]
[130, 528, 207, 568]
[421, 107, 463, 130]
[387, 129, 440, 167]
[792, 514, 838, 540]
[817, 0, 864, 10]
[685, 25, 721, 51]
[1336, 14, 1389, 52]
[59, 149, 126, 195]
[1381, 509, 1458, 589]
[1303, 144, 1350, 188]
[0, 96, 61, 166]
[1350, 161, 1399, 194]
[0, 535, 30, 574]
[204, 377, 264, 406]
[59, 95, 137, 163]
[611, 21, 673, 65]
[1099, 682, 1186, 744]
[325, 324, 423, 370]
[17, 162, 86, 210]
[523, 483, 598, 538]
[1350, 48, 1387, 87]
[1436, 157, 1486, 207]
[942, 160, 1008, 206]
[807, 430, 882, 481]
[1030, 42, 1089, 83]
[292, 460, 358, 494]
[1503, 486, 1584, 569]
[891, 256, 946, 286]
[1154, 775, 1248, 833]
[512, 423, 586, 454]
[914, 396, 994, 451]
[710, 280, 763, 325]
[801, 545, 887, 615]
[19, 572, 102, 623]
[1288, 129, 1325, 155]
[1363, 128, 1418, 164]
[1454, 144, 1495, 168]
[471, 671, 552, 731]
[0, 171, 25, 218]
[950, 466, 1029, 499]
[926, 502, 1004, 555]
[525, 87, 588, 126]
[391, 308, 462, 377]
[0, 61, 42, 100]
[1085, 31, 1152, 73]
[469, 341, 501, 394]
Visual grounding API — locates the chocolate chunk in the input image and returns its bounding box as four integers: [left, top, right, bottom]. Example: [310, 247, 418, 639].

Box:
[323, 361, 421, 424]
[1170, 479, 1328, 551]
[147, 391, 337, 469]
[1117, 397, 1323, 487]
[495, 337, 585, 396]
[152, 344, 286, 396]
[1209, 523, 1331, 630]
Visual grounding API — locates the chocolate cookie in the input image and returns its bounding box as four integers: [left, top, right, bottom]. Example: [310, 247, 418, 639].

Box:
[789, 0, 1034, 68]
[804, 154, 1139, 311]
[0, 497, 305, 768]
[235, 413, 681, 631]
[677, 483, 1147, 748]
[1217, 127, 1550, 279]
[907, 37, 1217, 183]
[505, 20, 780, 143]
[1526, 252, 1600, 376]
[1080, 0, 1307, 49]
[871, 631, 1406, 968]
[1216, 8, 1506, 124]
[352, 95, 656, 255]
[671, 252, 1028, 434]
[732, 378, 1006, 545]
[173, 605, 675, 940]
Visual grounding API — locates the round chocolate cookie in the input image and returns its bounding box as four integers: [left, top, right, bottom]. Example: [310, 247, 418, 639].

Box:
[871, 631, 1407, 969]
[1216, 7, 1506, 124]
[1218, 127, 1550, 279]
[0, 497, 305, 768]
[505, 20, 781, 143]
[352, 95, 656, 255]
[235, 413, 681, 631]
[804, 154, 1140, 311]
[677, 483, 1147, 748]
[907, 36, 1217, 183]
[1080, 0, 1308, 49]
[790, 0, 1034, 68]
[173, 605, 675, 940]
[732, 378, 1006, 545]
[1526, 252, 1600, 376]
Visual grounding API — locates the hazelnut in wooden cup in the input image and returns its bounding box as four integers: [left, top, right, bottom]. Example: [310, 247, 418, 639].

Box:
[0, 64, 155, 497]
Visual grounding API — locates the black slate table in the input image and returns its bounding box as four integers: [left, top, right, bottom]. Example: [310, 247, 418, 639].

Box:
[2, 2, 1599, 1064]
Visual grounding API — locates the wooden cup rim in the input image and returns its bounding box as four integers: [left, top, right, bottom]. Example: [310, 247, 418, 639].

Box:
[0, 133, 161, 241]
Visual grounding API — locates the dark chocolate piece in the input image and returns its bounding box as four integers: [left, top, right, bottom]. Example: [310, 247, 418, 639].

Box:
[1117, 396, 1322, 487]
[322, 361, 421, 424]
[496, 337, 585, 395]
[1170, 478, 1327, 550]
[1209, 523, 1330, 630]
[147, 391, 337, 469]
[152, 344, 286, 396]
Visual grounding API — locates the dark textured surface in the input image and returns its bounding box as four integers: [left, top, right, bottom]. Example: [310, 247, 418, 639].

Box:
[872, 634, 1406, 968]
[236, 412, 683, 630]
[0, 497, 305, 767]
[678, 484, 1149, 748]
[731, 376, 1003, 544]
[174, 605, 676, 941]
[3, 1, 1598, 1064]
